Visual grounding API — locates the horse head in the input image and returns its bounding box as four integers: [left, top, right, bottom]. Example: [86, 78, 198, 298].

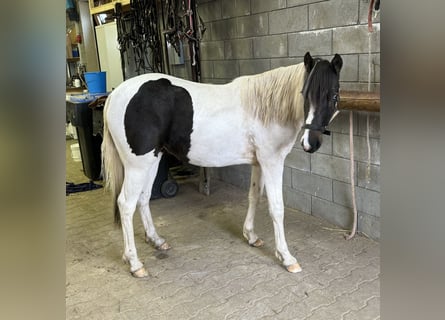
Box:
[300, 52, 343, 153]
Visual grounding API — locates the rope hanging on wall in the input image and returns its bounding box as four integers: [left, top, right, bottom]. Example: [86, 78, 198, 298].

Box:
[345, 0, 380, 239]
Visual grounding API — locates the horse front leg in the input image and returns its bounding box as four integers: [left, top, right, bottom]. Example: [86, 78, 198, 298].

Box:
[243, 164, 264, 247]
[261, 161, 302, 273]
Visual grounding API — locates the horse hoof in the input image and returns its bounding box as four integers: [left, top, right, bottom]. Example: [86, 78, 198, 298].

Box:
[156, 242, 171, 251]
[131, 267, 148, 278]
[250, 238, 264, 247]
[286, 263, 302, 273]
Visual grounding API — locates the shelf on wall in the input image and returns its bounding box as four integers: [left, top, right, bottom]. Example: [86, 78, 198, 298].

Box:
[88, 0, 130, 15]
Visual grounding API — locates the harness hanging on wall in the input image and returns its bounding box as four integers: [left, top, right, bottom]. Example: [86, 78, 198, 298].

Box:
[115, 0, 164, 80]
[162, 0, 205, 82]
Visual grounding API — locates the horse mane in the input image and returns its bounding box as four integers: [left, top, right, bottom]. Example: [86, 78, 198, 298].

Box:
[238, 63, 306, 127]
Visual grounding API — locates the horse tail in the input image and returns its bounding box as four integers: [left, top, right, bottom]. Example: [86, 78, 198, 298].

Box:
[101, 96, 124, 226]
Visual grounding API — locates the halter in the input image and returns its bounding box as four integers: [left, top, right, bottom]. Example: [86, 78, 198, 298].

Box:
[301, 123, 331, 135]
[301, 59, 336, 136]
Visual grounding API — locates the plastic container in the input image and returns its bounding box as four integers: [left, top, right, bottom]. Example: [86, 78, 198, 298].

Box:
[70, 143, 81, 162]
[66, 101, 103, 180]
[84, 72, 106, 93]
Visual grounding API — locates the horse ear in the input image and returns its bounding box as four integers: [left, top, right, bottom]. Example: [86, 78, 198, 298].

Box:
[304, 52, 314, 73]
[331, 54, 343, 74]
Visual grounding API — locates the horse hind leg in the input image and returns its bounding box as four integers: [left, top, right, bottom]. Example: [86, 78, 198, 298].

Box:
[137, 154, 171, 251]
[243, 164, 264, 248]
[118, 165, 152, 278]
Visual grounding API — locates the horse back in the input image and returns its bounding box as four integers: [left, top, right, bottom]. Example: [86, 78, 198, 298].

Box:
[106, 74, 253, 166]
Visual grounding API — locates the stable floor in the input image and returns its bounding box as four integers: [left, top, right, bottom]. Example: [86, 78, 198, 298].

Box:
[66, 139, 380, 320]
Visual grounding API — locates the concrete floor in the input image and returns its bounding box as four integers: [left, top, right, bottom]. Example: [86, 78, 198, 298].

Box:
[66, 139, 380, 320]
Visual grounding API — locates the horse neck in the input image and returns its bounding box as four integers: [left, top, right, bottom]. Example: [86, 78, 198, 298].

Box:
[238, 63, 306, 127]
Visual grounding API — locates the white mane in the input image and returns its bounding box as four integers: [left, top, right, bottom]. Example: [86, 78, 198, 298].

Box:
[238, 63, 306, 126]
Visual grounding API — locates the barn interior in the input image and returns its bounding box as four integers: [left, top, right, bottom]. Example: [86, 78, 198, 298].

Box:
[66, 0, 381, 318]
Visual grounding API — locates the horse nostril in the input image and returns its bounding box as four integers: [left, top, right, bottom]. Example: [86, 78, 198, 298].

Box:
[301, 140, 312, 153]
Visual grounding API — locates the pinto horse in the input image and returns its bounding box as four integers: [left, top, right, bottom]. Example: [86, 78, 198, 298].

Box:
[102, 52, 343, 277]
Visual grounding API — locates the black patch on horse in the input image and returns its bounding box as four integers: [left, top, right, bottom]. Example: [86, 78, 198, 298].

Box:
[124, 78, 194, 161]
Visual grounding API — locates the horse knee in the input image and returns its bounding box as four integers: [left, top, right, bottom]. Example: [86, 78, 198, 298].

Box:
[117, 194, 137, 217]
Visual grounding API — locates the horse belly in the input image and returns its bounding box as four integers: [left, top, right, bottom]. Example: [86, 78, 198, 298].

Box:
[187, 115, 254, 167]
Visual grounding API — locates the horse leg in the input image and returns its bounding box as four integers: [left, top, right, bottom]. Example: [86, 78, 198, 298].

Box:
[243, 164, 264, 247]
[138, 155, 171, 251]
[260, 160, 302, 273]
[118, 166, 150, 278]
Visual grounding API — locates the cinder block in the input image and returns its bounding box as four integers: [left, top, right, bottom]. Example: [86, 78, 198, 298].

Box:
[198, 1, 222, 22]
[317, 132, 332, 155]
[340, 82, 380, 92]
[239, 59, 271, 76]
[236, 13, 268, 38]
[222, 0, 250, 18]
[357, 111, 380, 139]
[292, 169, 333, 201]
[270, 57, 303, 69]
[283, 166, 292, 187]
[288, 0, 322, 6]
[213, 60, 239, 79]
[269, 6, 307, 34]
[333, 180, 380, 217]
[251, 0, 286, 14]
[357, 162, 380, 192]
[312, 197, 353, 229]
[359, 53, 380, 83]
[333, 25, 380, 54]
[328, 111, 358, 135]
[336, 54, 359, 82]
[200, 41, 225, 60]
[213, 165, 251, 190]
[311, 153, 354, 183]
[283, 186, 312, 214]
[253, 35, 288, 58]
[210, 19, 237, 40]
[333, 133, 380, 165]
[200, 60, 214, 78]
[358, 212, 380, 240]
[224, 38, 253, 59]
[309, 0, 359, 29]
[170, 64, 189, 79]
[285, 148, 311, 172]
[288, 29, 332, 57]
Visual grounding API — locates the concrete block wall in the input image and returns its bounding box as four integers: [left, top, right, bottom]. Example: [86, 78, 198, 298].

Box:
[170, 0, 380, 240]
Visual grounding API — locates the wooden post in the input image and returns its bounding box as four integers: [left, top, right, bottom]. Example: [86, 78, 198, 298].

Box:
[339, 90, 380, 112]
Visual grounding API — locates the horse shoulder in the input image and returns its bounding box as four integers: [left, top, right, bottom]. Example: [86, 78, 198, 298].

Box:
[251, 122, 299, 159]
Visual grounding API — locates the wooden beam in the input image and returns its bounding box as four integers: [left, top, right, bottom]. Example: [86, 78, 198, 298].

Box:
[339, 90, 380, 112]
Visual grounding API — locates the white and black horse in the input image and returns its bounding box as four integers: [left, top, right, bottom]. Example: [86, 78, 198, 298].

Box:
[102, 52, 343, 277]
